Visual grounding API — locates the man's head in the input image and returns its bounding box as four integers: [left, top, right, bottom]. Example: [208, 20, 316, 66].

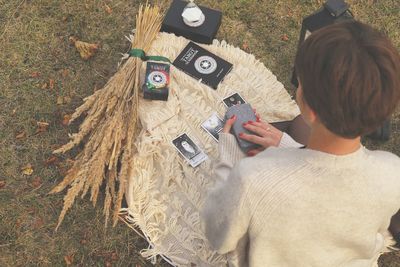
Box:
[295, 20, 400, 138]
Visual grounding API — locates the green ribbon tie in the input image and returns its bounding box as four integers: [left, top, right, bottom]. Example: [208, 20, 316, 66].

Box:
[129, 49, 171, 63]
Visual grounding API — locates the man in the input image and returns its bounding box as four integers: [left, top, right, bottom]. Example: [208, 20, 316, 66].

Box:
[202, 21, 400, 266]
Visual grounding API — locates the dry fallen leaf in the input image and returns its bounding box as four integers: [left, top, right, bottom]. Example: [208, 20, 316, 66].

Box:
[36, 121, 49, 133]
[281, 34, 289, 41]
[63, 96, 71, 104]
[15, 131, 26, 140]
[44, 155, 59, 166]
[56, 96, 64, 105]
[69, 36, 99, 60]
[21, 164, 34, 176]
[30, 71, 40, 78]
[32, 217, 44, 229]
[242, 41, 249, 51]
[104, 4, 112, 14]
[111, 252, 118, 261]
[62, 69, 69, 78]
[31, 176, 42, 188]
[15, 218, 22, 228]
[64, 254, 74, 266]
[41, 83, 48, 89]
[57, 96, 72, 105]
[0, 180, 6, 189]
[49, 79, 55, 89]
[62, 114, 71, 126]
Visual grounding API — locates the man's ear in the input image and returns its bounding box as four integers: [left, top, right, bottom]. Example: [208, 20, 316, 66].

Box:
[307, 107, 318, 124]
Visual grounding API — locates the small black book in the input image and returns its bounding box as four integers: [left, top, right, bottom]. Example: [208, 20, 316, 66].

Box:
[173, 42, 233, 89]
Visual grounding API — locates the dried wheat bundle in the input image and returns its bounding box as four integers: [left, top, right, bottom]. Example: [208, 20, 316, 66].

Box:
[50, 4, 163, 230]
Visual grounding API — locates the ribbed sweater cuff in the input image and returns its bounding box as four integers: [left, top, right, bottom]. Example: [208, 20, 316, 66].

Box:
[279, 132, 303, 148]
[218, 133, 245, 165]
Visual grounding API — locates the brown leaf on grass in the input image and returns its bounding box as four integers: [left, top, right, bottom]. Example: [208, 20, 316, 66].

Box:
[32, 217, 44, 229]
[57, 96, 64, 105]
[31, 176, 42, 188]
[49, 79, 55, 89]
[30, 71, 40, 78]
[62, 114, 71, 126]
[15, 131, 26, 140]
[44, 155, 59, 166]
[104, 4, 112, 14]
[21, 164, 34, 176]
[63, 96, 72, 104]
[69, 36, 99, 60]
[26, 207, 36, 214]
[41, 83, 48, 89]
[57, 96, 72, 105]
[0, 180, 6, 189]
[242, 41, 249, 51]
[111, 252, 118, 261]
[15, 218, 22, 228]
[64, 254, 74, 266]
[61, 69, 69, 78]
[36, 121, 49, 133]
[281, 34, 289, 41]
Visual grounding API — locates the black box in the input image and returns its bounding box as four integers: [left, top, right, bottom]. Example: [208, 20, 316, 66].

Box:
[173, 42, 233, 89]
[142, 62, 170, 101]
[161, 0, 222, 44]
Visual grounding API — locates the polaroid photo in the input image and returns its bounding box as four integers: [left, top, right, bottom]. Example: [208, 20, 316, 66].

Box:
[172, 133, 208, 168]
[222, 92, 246, 108]
[201, 113, 224, 142]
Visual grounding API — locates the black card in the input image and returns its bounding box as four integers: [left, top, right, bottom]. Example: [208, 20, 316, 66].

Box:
[142, 62, 170, 101]
[173, 42, 233, 89]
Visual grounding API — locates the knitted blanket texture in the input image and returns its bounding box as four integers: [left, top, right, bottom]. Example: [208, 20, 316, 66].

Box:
[123, 32, 300, 266]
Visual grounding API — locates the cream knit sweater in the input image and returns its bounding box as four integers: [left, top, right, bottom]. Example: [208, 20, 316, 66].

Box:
[202, 133, 400, 267]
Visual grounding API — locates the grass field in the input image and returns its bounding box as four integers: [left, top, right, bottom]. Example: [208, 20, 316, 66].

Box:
[0, 0, 399, 266]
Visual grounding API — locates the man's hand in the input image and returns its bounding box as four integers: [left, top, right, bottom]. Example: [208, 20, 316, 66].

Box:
[222, 115, 236, 133]
[240, 117, 283, 156]
[222, 112, 283, 157]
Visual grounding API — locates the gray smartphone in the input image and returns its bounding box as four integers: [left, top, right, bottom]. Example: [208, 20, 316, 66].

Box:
[225, 103, 261, 152]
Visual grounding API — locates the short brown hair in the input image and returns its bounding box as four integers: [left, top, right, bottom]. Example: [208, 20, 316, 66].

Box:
[295, 20, 400, 138]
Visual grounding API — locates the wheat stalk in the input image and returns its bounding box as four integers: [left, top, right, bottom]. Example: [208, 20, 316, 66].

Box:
[50, 4, 163, 230]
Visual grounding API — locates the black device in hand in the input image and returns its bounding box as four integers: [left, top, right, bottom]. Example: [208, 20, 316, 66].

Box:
[225, 103, 261, 152]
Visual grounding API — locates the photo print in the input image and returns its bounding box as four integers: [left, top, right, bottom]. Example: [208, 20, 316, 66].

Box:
[172, 133, 208, 167]
[223, 92, 246, 108]
[201, 113, 224, 141]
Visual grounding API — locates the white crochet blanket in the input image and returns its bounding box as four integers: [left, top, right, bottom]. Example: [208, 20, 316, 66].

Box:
[123, 32, 300, 266]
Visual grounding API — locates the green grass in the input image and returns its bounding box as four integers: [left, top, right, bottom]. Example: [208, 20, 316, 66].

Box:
[0, 0, 399, 266]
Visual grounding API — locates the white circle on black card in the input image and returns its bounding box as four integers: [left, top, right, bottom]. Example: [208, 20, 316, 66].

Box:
[148, 71, 167, 88]
[194, 56, 217, 75]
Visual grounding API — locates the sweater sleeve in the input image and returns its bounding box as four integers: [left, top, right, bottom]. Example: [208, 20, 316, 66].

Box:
[201, 133, 249, 253]
[279, 132, 304, 148]
[213, 133, 245, 183]
[218, 133, 245, 165]
[201, 161, 250, 254]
